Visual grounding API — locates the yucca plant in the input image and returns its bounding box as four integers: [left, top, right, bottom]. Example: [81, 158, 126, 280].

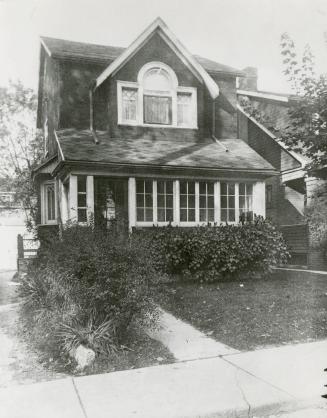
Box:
[56, 315, 118, 356]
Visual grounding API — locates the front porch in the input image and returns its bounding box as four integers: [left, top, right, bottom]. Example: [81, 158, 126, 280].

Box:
[54, 174, 267, 230]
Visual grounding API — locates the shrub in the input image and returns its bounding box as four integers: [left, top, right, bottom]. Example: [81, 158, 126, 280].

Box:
[19, 225, 158, 364]
[140, 217, 290, 281]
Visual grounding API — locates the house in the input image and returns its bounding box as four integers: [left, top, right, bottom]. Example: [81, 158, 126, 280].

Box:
[33, 18, 282, 243]
[237, 68, 327, 270]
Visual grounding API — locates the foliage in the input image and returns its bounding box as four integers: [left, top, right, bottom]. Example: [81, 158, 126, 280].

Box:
[280, 33, 327, 168]
[305, 183, 327, 259]
[19, 225, 158, 364]
[0, 80, 43, 229]
[140, 217, 289, 281]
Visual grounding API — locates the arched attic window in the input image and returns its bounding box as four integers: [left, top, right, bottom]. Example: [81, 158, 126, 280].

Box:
[117, 62, 197, 128]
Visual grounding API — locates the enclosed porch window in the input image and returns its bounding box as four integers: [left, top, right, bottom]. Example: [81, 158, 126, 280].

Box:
[132, 179, 257, 227]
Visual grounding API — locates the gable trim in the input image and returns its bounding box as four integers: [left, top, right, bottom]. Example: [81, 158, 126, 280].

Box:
[94, 17, 219, 99]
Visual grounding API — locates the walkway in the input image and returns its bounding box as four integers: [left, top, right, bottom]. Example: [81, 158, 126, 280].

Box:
[146, 308, 238, 360]
[0, 339, 326, 417]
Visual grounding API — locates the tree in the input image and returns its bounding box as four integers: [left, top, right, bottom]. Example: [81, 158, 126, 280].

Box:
[0, 81, 44, 229]
[280, 33, 327, 168]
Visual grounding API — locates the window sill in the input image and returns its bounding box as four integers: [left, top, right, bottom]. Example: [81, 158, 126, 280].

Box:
[118, 123, 198, 130]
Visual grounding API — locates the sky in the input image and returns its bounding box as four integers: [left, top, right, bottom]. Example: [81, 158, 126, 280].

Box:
[0, 0, 326, 94]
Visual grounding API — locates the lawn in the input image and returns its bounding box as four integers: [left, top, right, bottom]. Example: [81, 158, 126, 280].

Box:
[157, 271, 327, 351]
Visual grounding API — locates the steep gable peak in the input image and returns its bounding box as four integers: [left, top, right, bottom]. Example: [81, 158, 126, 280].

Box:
[94, 17, 220, 99]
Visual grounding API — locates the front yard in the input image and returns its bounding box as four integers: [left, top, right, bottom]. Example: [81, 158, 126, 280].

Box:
[157, 271, 327, 351]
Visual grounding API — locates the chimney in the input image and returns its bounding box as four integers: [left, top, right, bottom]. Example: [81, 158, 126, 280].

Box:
[238, 67, 258, 91]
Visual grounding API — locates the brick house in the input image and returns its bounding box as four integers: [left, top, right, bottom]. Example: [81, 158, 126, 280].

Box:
[237, 69, 327, 270]
[33, 18, 282, 247]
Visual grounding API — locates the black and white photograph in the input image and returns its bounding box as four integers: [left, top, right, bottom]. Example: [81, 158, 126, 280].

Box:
[0, 0, 327, 416]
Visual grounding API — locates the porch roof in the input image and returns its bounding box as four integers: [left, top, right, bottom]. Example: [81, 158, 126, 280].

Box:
[56, 129, 277, 174]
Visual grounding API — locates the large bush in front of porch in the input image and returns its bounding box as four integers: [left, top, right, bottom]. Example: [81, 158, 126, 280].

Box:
[19, 225, 158, 363]
[142, 217, 289, 281]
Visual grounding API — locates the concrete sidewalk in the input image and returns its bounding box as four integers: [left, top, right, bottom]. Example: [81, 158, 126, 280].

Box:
[0, 339, 326, 418]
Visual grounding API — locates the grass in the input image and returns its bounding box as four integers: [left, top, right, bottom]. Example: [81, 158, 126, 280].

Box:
[157, 271, 327, 351]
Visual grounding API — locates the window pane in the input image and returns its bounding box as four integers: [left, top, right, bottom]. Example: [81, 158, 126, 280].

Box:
[239, 196, 245, 211]
[46, 185, 55, 221]
[157, 194, 165, 208]
[166, 195, 173, 209]
[78, 176, 86, 193]
[221, 209, 227, 222]
[228, 183, 235, 195]
[143, 69, 171, 91]
[78, 194, 87, 207]
[247, 184, 253, 195]
[229, 209, 235, 222]
[199, 182, 206, 195]
[221, 182, 227, 195]
[166, 209, 173, 222]
[207, 182, 214, 195]
[136, 180, 144, 194]
[158, 209, 165, 222]
[208, 209, 215, 222]
[188, 182, 195, 194]
[199, 195, 206, 209]
[157, 181, 165, 194]
[177, 93, 192, 126]
[188, 209, 195, 222]
[166, 181, 173, 194]
[145, 181, 152, 193]
[78, 208, 87, 223]
[145, 194, 153, 208]
[208, 196, 214, 209]
[247, 196, 253, 210]
[144, 95, 172, 125]
[180, 209, 187, 222]
[145, 209, 153, 222]
[180, 194, 187, 208]
[180, 181, 187, 195]
[228, 196, 235, 209]
[200, 209, 207, 222]
[221, 195, 227, 209]
[122, 88, 137, 121]
[188, 195, 195, 208]
[137, 209, 144, 222]
[239, 183, 245, 195]
[136, 194, 144, 207]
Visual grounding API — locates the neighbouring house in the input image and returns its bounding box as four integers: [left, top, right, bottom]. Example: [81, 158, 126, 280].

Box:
[237, 68, 327, 270]
[34, 17, 322, 268]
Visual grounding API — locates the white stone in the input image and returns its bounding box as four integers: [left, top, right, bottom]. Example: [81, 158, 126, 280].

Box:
[71, 345, 95, 370]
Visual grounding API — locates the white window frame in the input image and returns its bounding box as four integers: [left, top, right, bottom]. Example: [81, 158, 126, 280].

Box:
[41, 181, 57, 225]
[117, 62, 197, 129]
[133, 179, 258, 227]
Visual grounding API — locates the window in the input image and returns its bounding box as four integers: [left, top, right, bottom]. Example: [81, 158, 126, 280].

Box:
[177, 92, 193, 127]
[117, 62, 197, 128]
[133, 179, 259, 226]
[266, 184, 273, 209]
[157, 180, 174, 222]
[77, 176, 87, 223]
[42, 182, 56, 224]
[122, 88, 138, 123]
[239, 183, 253, 221]
[180, 181, 195, 222]
[221, 182, 235, 222]
[136, 180, 153, 222]
[199, 181, 215, 222]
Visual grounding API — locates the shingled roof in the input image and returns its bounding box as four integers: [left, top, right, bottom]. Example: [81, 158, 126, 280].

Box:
[40, 36, 244, 76]
[55, 129, 276, 174]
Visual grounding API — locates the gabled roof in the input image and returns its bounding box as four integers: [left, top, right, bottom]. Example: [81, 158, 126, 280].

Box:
[55, 129, 276, 174]
[40, 35, 243, 77]
[94, 18, 219, 99]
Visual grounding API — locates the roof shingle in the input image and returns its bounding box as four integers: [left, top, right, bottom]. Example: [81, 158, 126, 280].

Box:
[56, 129, 276, 173]
[41, 36, 243, 76]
